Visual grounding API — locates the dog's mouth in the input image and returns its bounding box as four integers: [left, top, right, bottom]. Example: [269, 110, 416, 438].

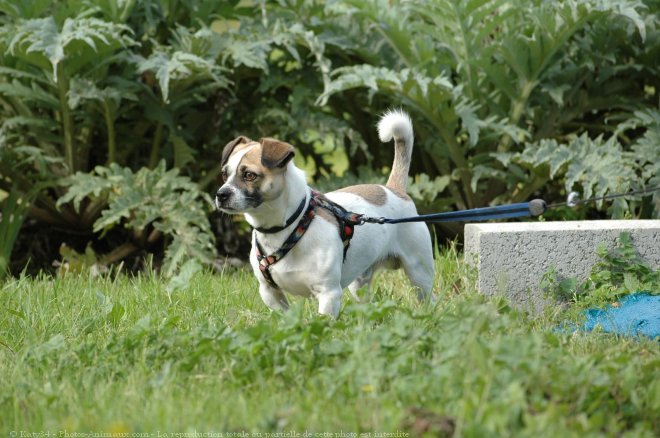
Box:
[214, 197, 236, 213]
[214, 198, 259, 214]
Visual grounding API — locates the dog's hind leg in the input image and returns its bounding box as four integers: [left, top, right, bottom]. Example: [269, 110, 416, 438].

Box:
[347, 268, 375, 302]
[259, 283, 289, 311]
[398, 225, 436, 303]
[401, 255, 435, 303]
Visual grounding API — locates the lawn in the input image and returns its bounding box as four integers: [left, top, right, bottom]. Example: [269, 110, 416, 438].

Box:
[1, 245, 658, 437]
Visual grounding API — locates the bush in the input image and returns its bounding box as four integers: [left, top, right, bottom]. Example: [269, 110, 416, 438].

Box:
[57, 161, 216, 276]
[0, 0, 658, 274]
[0, 0, 358, 273]
[319, 0, 660, 217]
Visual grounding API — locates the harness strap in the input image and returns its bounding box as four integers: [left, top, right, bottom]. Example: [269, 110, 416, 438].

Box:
[254, 196, 307, 234]
[254, 190, 360, 290]
[254, 239, 279, 290]
[254, 194, 317, 289]
[312, 192, 362, 259]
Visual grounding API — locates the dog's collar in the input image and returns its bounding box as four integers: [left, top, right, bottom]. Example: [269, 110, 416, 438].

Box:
[253, 195, 308, 234]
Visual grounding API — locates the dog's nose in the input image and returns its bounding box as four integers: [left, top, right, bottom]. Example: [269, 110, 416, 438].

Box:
[216, 187, 231, 203]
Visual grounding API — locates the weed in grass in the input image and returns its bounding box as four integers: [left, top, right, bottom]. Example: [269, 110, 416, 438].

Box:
[542, 232, 659, 314]
[1, 244, 659, 436]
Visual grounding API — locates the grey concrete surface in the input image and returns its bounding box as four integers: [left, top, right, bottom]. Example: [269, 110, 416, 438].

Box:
[464, 221, 660, 312]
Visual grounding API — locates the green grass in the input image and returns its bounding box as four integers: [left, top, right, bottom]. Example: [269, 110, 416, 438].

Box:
[1, 245, 659, 437]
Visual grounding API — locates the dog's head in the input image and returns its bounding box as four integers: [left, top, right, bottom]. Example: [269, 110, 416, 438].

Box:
[215, 136, 295, 213]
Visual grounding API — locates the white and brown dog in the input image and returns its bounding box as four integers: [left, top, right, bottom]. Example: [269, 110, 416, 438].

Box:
[215, 110, 434, 318]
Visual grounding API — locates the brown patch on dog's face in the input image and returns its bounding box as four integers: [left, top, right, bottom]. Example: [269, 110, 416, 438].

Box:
[238, 146, 290, 202]
[215, 137, 296, 213]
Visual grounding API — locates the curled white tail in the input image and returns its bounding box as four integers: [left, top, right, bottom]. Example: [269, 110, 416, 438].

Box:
[377, 109, 414, 192]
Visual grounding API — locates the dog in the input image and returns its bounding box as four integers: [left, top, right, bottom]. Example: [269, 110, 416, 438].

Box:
[215, 110, 435, 318]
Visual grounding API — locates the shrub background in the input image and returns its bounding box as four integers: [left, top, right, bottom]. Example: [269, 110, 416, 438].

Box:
[0, 0, 658, 276]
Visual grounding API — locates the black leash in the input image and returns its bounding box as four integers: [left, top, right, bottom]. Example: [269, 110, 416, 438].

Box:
[358, 186, 660, 225]
[547, 186, 659, 209]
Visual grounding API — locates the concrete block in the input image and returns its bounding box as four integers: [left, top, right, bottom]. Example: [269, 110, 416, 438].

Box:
[464, 220, 660, 312]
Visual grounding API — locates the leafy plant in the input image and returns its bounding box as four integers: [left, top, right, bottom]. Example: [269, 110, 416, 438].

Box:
[542, 232, 659, 306]
[319, 0, 659, 216]
[0, 0, 376, 273]
[57, 161, 215, 276]
[131, 25, 232, 169]
[1, 0, 659, 274]
[494, 133, 653, 218]
[0, 187, 30, 278]
[2, 15, 135, 172]
[588, 232, 659, 295]
[0, 1, 254, 271]
[67, 77, 139, 165]
[0, 8, 142, 246]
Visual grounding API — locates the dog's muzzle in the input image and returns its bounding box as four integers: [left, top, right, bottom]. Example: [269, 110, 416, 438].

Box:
[215, 187, 232, 210]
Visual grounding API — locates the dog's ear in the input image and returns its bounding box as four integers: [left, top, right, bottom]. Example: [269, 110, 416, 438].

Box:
[260, 138, 295, 169]
[221, 136, 252, 167]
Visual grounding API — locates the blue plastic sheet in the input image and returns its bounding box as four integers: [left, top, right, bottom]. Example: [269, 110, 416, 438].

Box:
[584, 293, 660, 339]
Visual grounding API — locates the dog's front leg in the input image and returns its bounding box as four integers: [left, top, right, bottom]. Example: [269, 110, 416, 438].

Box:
[313, 286, 343, 319]
[258, 282, 289, 312]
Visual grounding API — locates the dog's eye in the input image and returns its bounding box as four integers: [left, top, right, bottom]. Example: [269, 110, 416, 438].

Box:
[221, 169, 228, 182]
[243, 171, 258, 182]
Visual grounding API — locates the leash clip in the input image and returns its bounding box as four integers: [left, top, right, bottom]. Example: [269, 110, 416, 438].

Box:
[358, 215, 386, 225]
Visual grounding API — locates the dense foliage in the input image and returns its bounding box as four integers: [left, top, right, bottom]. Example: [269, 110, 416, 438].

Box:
[319, 0, 660, 218]
[0, 0, 658, 275]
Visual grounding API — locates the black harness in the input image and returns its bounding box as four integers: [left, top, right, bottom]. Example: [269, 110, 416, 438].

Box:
[254, 190, 362, 290]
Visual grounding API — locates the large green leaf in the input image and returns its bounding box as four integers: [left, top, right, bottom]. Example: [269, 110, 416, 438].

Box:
[58, 162, 215, 274]
[5, 16, 134, 80]
[319, 65, 453, 106]
[497, 133, 644, 217]
[135, 50, 229, 103]
[67, 77, 137, 109]
[0, 80, 59, 109]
